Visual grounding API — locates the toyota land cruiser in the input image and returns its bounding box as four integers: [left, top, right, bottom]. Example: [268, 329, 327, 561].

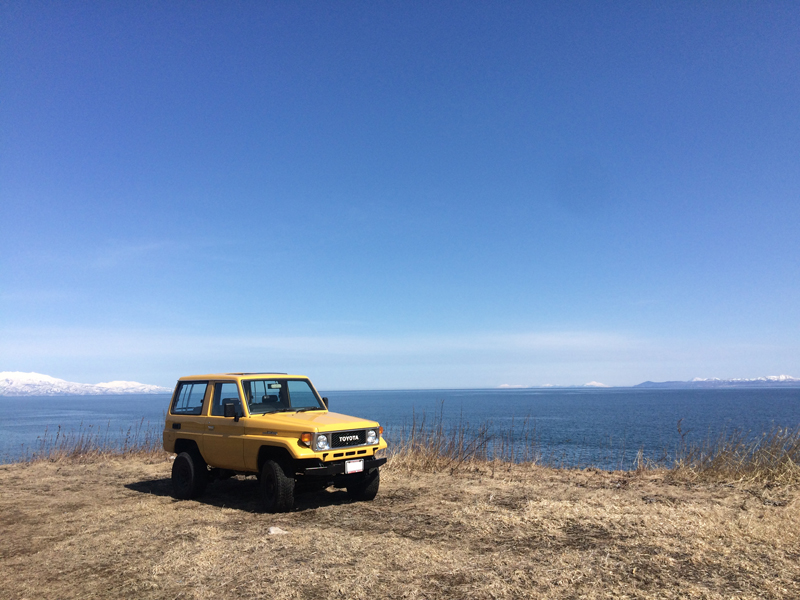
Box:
[162, 373, 387, 512]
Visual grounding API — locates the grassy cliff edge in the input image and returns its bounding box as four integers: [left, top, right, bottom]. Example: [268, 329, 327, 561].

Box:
[1, 449, 798, 599]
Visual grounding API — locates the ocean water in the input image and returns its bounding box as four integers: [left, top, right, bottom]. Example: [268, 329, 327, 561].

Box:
[2, 387, 799, 469]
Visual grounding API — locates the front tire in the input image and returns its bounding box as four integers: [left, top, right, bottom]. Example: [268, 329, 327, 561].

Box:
[261, 459, 295, 512]
[346, 468, 380, 501]
[172, 451, 208, 499]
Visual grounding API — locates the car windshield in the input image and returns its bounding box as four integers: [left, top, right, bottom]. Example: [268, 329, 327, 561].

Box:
[242, 378, 324, 415]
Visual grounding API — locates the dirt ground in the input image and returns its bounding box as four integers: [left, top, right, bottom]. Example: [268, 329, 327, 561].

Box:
[1, 456, 798, 599]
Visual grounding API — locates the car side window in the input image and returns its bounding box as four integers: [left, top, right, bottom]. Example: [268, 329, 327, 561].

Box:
[171, 382, 208, 415]
[211, 382, 243, 417]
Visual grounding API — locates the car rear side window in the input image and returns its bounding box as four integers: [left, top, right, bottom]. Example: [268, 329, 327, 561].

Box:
[171, 382, 208, 415]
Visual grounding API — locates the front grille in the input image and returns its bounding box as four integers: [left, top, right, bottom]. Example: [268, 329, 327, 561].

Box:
[331, 429, 366, 448]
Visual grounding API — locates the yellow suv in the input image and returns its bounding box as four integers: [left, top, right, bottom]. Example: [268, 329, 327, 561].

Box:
[162, 373, 387, 512]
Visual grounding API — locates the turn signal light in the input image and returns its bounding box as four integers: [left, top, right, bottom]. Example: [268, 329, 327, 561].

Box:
[379, 426, 384, 435]
[300, 432, 313, 446]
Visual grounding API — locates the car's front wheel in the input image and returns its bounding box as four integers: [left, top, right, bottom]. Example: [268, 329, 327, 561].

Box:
[346, 468, 380, 501]
[260, 459, 295, 512]
[171, 451, 208, 499]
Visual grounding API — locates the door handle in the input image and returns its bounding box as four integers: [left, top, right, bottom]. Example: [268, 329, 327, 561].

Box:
[207, 425, 214, 430]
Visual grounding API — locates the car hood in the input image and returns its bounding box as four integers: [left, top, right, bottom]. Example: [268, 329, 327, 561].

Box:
[247, 410, 378, 432]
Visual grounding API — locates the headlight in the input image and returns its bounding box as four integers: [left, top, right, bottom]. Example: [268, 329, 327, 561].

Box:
[315, 434, 330, 451]
[366, 429, 378, 445]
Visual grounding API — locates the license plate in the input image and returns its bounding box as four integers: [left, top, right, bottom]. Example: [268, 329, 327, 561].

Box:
[345, 459, 364, 474]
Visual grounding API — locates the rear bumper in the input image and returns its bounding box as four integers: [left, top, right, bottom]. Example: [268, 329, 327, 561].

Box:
[301, 456, 387, 477]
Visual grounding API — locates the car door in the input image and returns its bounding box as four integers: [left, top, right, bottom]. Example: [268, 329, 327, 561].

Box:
[203, 381, 246, 470]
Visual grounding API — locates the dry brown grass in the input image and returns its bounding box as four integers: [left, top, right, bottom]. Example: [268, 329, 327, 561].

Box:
[1, 452, 799, 599]
[670, 424, 800, 485]
[19, 419, 163, 463]
[3, 420, 798, 598]
[386, 409, 494, 473]
[388, 414, 800, 485]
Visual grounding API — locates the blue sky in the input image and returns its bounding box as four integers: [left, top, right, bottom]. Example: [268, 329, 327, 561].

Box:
[1, 2, 798, 389]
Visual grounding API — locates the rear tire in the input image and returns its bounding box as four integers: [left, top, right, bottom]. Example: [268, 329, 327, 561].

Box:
[172, 451, 208, 499]
[347, 468, 380, 501]
[261, 459, 295, 512]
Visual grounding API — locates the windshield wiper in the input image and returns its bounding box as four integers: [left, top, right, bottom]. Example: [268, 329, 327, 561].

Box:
[261, 407, 324, 414]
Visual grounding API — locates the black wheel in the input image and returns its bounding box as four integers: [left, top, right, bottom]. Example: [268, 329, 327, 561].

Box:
[346, 468, 380, 501]
[171, 451, 208, 499]
[260, 459, 295, 513]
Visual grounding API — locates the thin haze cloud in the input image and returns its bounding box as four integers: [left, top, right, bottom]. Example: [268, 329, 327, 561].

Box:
[0, 327, 794, 389]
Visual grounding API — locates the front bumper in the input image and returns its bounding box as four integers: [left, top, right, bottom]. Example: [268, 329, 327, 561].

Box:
[302, 456, 387, 477]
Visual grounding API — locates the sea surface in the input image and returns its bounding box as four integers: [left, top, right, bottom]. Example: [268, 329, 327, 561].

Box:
[2, 387, 799, 469]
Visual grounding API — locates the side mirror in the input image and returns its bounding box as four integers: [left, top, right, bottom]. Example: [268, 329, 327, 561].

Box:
[322, 397, 329, 409]
[223, 401, 239, 421]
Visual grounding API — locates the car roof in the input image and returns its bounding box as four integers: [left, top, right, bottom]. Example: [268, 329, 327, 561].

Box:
[177, 373, 307, 382]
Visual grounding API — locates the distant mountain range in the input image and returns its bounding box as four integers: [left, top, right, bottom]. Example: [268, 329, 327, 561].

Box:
[499, 376, 800, 390]
[498, 381, 610, 389]
[635, 375, 800, 389]
[3, 371, 799, 396]
[0, 372, 171, 396]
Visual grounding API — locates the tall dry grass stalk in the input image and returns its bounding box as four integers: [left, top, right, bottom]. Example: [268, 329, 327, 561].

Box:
[386, 409, 491, 473]
[385, 404, 542, 474]
[386, 406, 800, 484]
[12, 409, 800, 485]
[671, 423, 800, 484]
[20, 419, 165, 463]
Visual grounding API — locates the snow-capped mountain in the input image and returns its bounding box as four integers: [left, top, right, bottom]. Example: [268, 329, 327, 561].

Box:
[635, 375, 800, 389]
[498, 381, 612, 389]
[690, 375, 798, 383]
[0, 372, 171, 396]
